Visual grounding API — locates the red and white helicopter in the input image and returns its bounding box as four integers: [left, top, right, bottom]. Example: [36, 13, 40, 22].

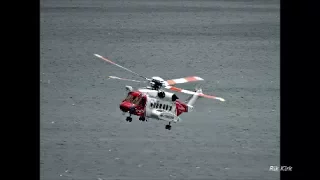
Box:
[94, 54, 225, 130]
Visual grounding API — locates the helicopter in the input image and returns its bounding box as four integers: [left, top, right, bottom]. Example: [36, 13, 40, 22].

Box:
[94, 54, 225, 130]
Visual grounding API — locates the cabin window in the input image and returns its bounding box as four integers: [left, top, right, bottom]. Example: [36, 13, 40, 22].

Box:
[169, 106, 172, 111]
[165, 105, 168, 110]
[159, 104, 162, 109]
[156, 103, 158, 108]
[150, 103, 153, 108]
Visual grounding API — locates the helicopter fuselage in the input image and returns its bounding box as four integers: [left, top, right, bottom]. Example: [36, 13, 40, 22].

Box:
[119, 88, 188, 123]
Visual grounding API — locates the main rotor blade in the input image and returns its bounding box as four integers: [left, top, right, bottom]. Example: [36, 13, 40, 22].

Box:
[164, 86, 225, 102]
[165, 76, 204, 86]
[94, 54, 149, 80]
[108, 76, 146, 83]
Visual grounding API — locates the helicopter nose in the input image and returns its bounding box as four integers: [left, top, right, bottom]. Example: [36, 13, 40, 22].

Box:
[120, 102, 131, 112]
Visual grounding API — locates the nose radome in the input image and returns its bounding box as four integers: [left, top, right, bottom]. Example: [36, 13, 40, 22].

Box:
[120, 102, 132, 112]
[120, 103, 129, 112]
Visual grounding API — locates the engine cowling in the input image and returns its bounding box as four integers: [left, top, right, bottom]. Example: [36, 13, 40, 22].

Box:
[157, 91, 179, 101]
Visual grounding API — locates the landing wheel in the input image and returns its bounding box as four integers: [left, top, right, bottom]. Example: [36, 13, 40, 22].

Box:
[139, 116, 146, 121]
[126, 116, 132, 122]
[166, 122, 171, 130]
[165, 122, 172, 130]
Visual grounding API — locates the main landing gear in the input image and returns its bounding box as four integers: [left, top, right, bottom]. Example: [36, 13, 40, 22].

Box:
[126, 107, 135, 122]
[126, 115, 146, 122]
[165, 122, 172, 130]
[139, 116, 147, 122]
[126, 116, 132, 122]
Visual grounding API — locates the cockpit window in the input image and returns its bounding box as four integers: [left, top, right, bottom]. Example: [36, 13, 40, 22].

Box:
[140, 97, 146, 106]
[124, 93, 143, 105]
[132, 96, 141, 105]
[125, 95, 134, 102]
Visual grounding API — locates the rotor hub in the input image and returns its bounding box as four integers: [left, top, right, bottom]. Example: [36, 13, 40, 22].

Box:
[150, 79, 163, 90]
